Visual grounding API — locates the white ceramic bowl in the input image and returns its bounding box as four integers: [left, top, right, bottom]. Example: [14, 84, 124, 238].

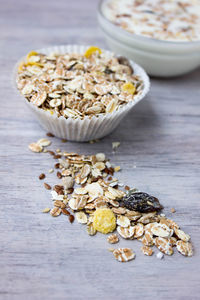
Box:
[14, 45, 150, 142]
[98, 0, 200, 77]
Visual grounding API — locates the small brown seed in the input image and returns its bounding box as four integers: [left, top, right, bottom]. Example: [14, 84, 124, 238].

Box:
[44, 183, 51, 190]
[67, 188, 74, 194]
[69, 215, 75, 223]
[125, 185, 130, 191]
[47, 150, 55, 156]
[39, 173, 45, 180]
[54, 154, 62, 159]
[62, 208, 70, 216]
[54, 163, 60, 169]
[62, 139, 67, 143]
[46, 132, 54, 137]
[171, 208, 176, 213]
[57, 171, 62, 179]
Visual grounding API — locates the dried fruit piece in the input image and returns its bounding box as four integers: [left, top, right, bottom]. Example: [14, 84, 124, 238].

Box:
[107, 234, 119, 244]
[155, 237, 173, 255]
[117, 226, 135, 239]
[175, 229, 190, 242]
[93, 208, 116, 234]
[28, 142, 43, 153]
[112, 248, 135, 262]
[141, 246, 153, 256]
[50, 207, 61, 217]
[121, 82, 135, 95]
[176, 241, 193, 257]
[117, 215, 130, 227]
[84, 46, 102, 58]
[120, 191, 163, 213]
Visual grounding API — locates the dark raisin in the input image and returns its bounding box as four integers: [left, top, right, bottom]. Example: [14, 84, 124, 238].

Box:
[117, 56, 133, 74]
[119, 191, 163, 213]
[46, 132, 54, 137]
[104, 67, 113, 74]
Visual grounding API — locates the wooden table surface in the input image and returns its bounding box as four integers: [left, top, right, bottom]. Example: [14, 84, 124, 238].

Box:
[1, 0, 200, 299]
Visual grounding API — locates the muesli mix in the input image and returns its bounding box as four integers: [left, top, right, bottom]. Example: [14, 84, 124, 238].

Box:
[28, 134, 193, 262]
[103, 0, 200, 42]
[16, 47, 144, 119]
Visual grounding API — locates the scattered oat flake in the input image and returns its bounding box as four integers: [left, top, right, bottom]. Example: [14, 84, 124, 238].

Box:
[37, 138, 51, 147]
[141, 246, 153, 256]
[117, 215, 130, 228]
[49, 168, 54, 173]
[87, 223, 97, 236]
[107, 233, 119, 244]
[114, 166, 121, 172]
[176, 241, 193, 257]
[113, 248, 135, 262]
[50, 207, 61, 217]
[75, 211, 87, 224]
[171, 208, 176, 213]
[28, 142, 43, 153]
[155, 237, 173, 255]
[112, 142, 120, 150]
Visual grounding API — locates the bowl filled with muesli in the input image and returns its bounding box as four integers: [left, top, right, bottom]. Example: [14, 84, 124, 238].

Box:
[15, 45, 149, 141]
[98, 0, 200, 77]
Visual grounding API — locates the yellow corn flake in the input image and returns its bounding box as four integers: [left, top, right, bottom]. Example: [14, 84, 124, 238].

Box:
[84, 46, 102, 58]
[93, 208, 116, 234]
[122, 82, 136, 95]
[18, 62, 26, 72]
[27, 51, 38, 60]
[26, 61, 43, 68]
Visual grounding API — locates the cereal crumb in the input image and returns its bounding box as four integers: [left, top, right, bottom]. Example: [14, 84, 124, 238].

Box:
[112, 142, 120, 150]
[42, 207, 50, 213]
[156, 252, 164, 260]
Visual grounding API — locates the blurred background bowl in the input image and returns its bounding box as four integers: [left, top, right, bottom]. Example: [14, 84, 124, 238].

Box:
[98, 0, 200, 77]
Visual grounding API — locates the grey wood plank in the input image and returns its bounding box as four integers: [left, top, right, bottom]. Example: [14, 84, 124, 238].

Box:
[0, 0, 200, 299]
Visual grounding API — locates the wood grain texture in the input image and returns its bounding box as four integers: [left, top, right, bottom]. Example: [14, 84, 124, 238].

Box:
[0, 0, 200, 299]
